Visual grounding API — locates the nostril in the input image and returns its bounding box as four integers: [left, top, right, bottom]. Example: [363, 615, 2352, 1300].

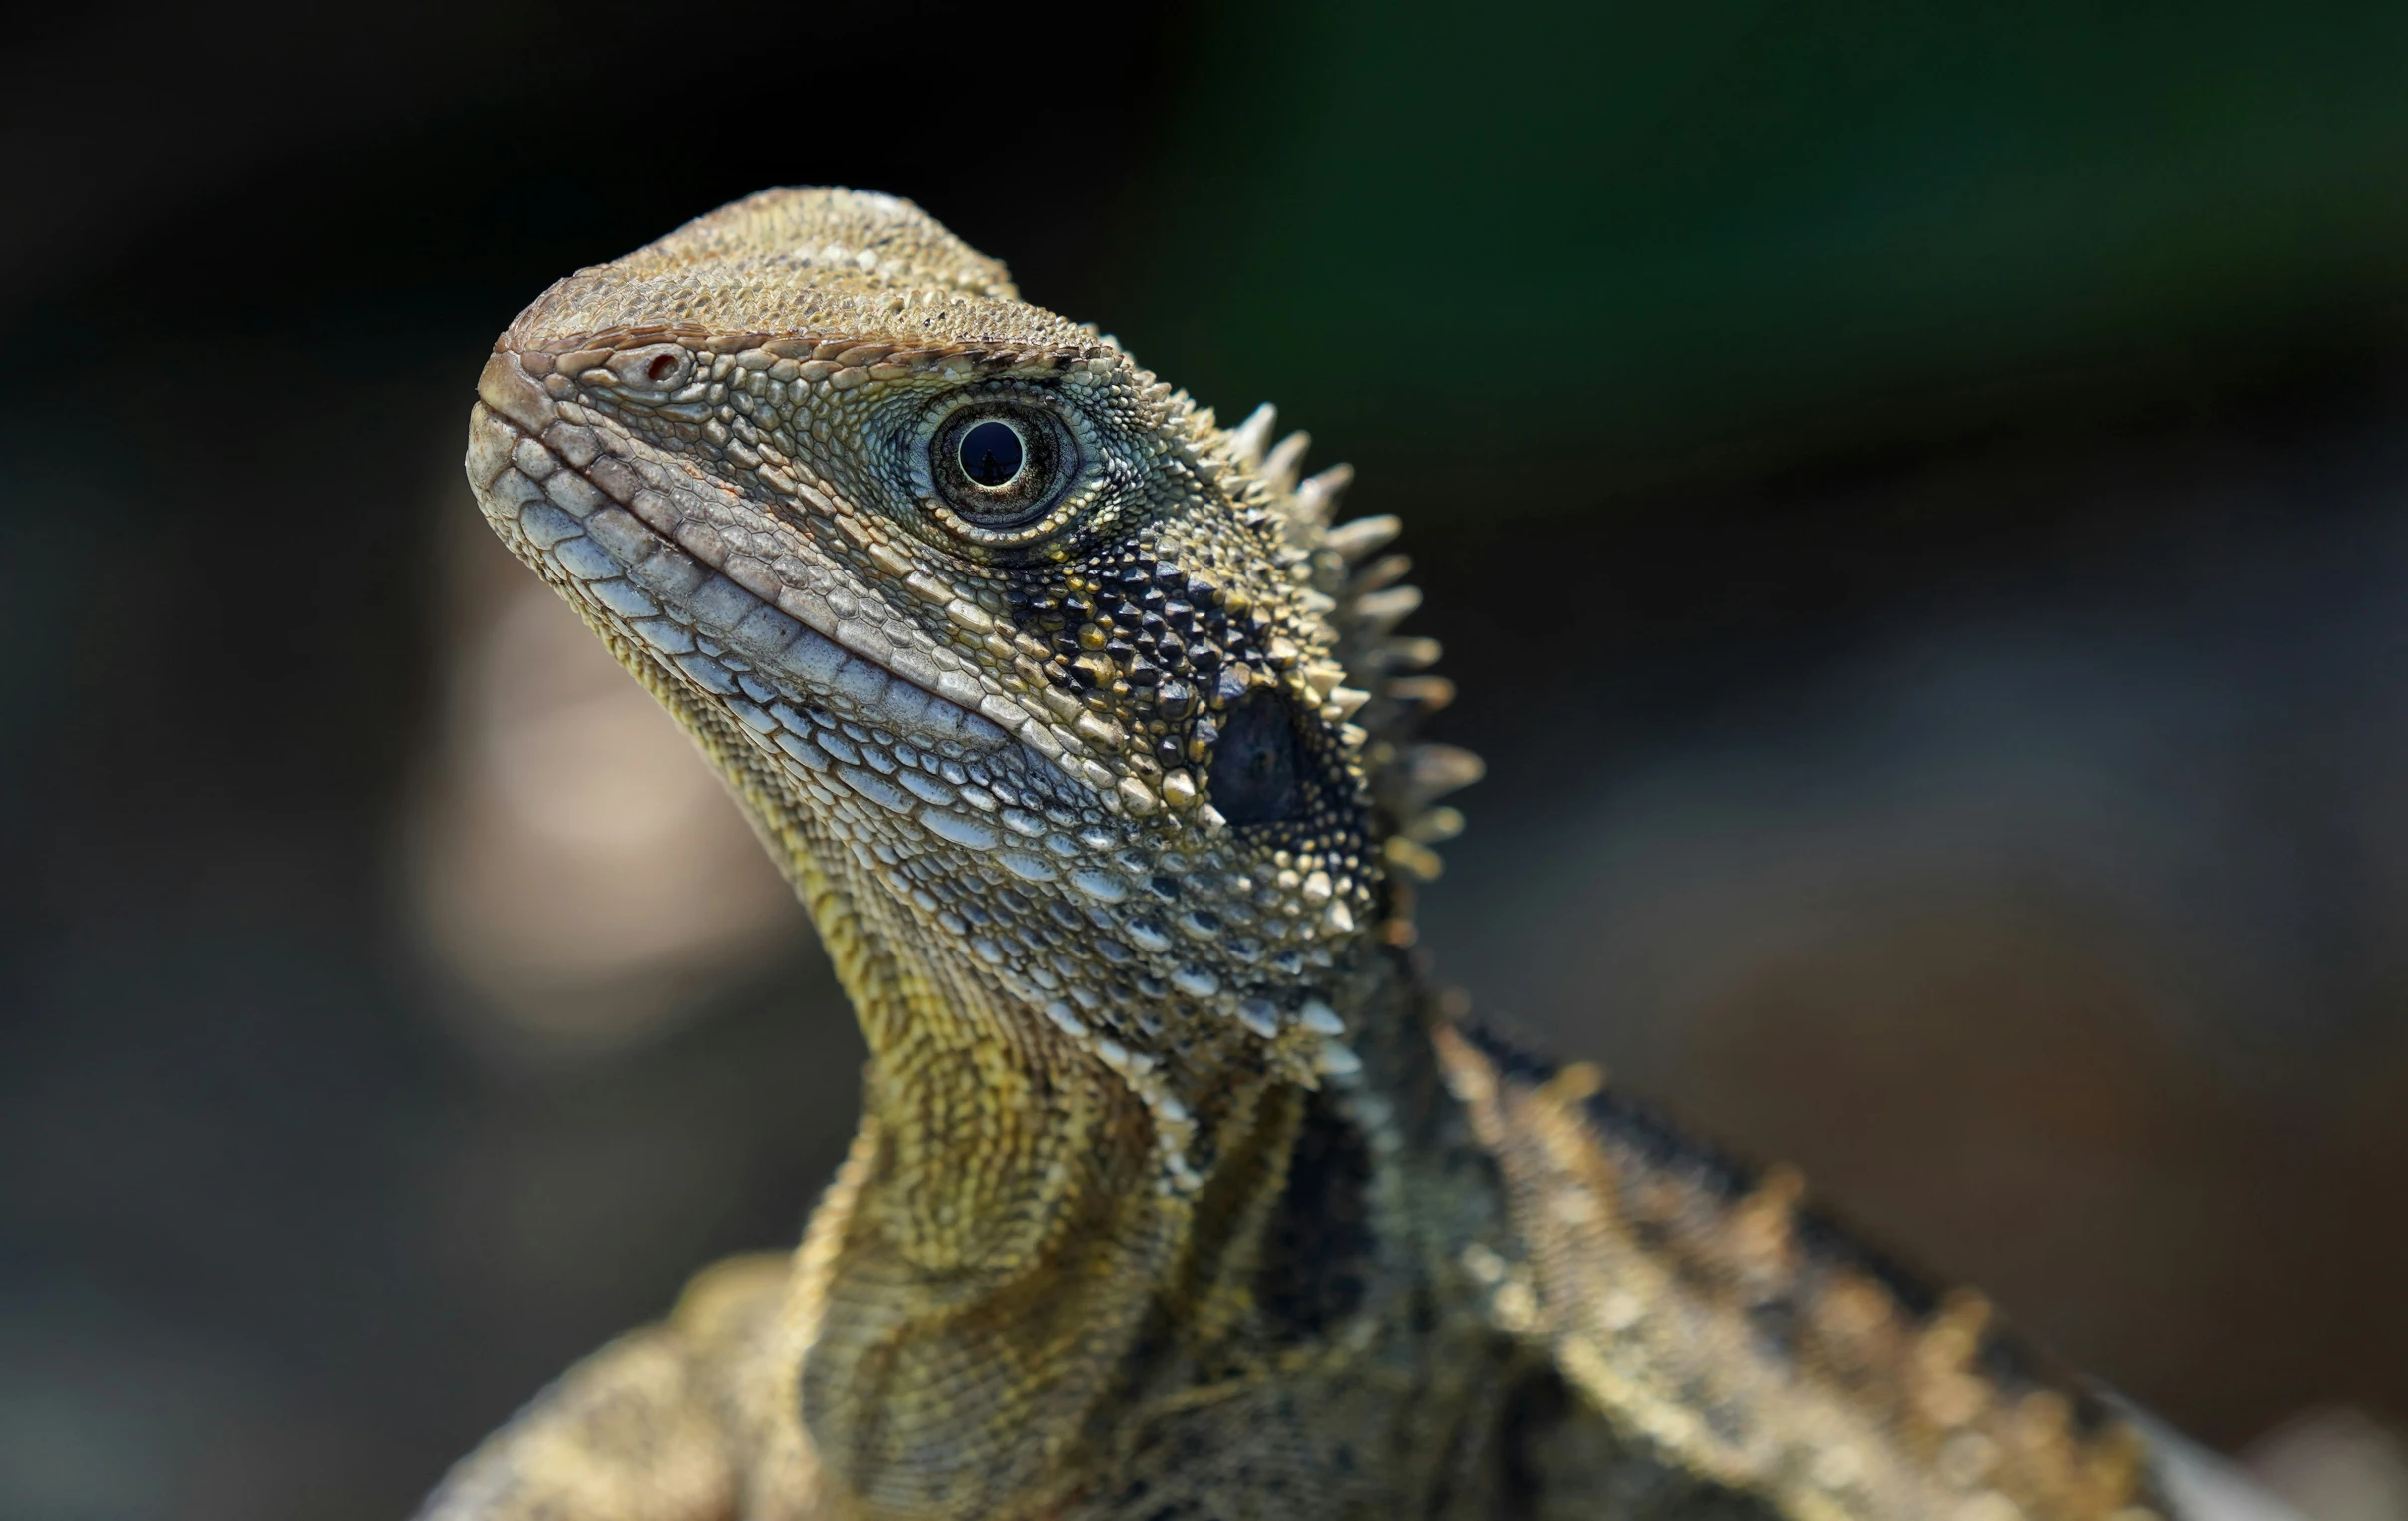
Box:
[607, 343, 691, 389]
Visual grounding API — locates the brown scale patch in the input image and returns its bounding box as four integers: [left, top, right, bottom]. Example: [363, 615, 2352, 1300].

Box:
[1436, 1019, 2165, 1521]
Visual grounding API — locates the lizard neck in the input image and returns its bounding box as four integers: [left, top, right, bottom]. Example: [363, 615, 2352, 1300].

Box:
[789, 835, 1390, 1521]
[631, 644, 1456, 1520]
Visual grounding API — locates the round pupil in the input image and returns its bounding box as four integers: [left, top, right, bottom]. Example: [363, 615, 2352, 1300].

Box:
[958, 420, 1025, 488]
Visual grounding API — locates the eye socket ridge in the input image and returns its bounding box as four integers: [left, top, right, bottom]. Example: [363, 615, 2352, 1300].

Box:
[913, 391, 1090, 548]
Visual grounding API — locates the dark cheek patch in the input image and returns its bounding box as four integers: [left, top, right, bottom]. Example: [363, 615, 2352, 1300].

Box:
[1206, 690, 1307, 825]
[1254, 1086, 1375, 1343]
[994, 543, 1359, 841]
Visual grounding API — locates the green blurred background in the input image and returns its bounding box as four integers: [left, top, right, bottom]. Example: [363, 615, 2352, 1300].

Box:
[1120, 2, 2408, 467]
[5, 2, 2408, 1515]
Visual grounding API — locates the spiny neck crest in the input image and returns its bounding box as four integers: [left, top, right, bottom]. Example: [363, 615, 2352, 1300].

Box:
[466, 189, 1482, 1192]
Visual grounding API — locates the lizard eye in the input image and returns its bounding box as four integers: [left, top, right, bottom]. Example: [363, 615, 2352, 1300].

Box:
[921, 399, 1082, 546]
[958, 419, 1025, 487]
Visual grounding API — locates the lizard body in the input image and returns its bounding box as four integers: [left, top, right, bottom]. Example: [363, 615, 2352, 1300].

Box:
[432, 189, 2180, 1521]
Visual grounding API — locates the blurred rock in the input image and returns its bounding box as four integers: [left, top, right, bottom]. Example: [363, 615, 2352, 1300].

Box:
[408, 501, 807, 1065]
[2245, 1408, 2408, 1521]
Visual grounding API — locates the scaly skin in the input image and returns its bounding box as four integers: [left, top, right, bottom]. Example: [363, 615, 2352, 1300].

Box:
[428, 189, 2186, 1521]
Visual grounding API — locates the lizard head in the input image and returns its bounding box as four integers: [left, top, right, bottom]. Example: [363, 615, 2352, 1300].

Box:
[464, 189, 1474, 1187]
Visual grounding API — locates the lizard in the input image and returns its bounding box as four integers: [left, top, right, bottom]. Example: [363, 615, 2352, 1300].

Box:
[428, 186, 2237, 1521]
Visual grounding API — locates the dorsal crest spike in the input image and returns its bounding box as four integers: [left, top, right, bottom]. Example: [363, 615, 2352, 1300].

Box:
[1260, 431, 1312, 496]
[1379, 743, 1486, 818]
[1227, 403, 1276, 468]
[1254, 450, 1483, 883]
[1292, 464, 1354, 529]
[1349, 554, 1412, 595]
[1323, 512, 1397, 563]
[1403, 804, 1465, 844]
[1349, 585, 1422, 639]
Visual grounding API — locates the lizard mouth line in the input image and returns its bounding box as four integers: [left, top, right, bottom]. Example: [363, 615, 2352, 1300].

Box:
[475, 397, 1020, 759]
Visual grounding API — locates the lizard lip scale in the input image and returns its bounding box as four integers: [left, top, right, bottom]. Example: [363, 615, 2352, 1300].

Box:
[465, 331, 1350, 1119]
[466, 316, 1375, 1100]
[470, 356, 1021, 760]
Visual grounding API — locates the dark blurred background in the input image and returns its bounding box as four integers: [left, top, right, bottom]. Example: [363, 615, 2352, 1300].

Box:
[6, 3, 2408, 1516]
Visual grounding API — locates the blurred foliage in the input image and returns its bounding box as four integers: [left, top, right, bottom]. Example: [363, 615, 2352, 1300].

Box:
[1110, 2, 2408, 478]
